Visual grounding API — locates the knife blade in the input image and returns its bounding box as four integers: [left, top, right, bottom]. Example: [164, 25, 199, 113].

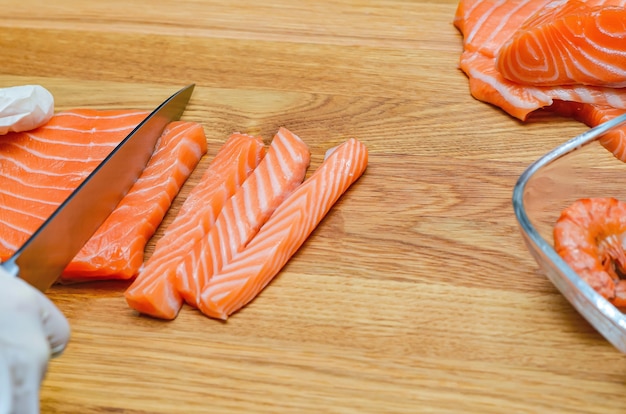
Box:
[0, 83, 195, 291]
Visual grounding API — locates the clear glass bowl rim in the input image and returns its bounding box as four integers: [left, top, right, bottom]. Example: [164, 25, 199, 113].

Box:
[512, 112, 626, 353]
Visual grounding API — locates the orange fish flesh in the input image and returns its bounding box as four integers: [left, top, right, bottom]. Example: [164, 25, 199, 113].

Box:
[197, 138, 368, 320]
[124, 133, 265, 319]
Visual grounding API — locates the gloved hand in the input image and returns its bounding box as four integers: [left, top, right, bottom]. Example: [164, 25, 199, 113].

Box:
[0, 268, 70, 414]
[0, 85, 54, 135]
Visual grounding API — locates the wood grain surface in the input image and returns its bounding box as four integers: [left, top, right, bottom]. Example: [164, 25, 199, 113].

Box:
[2, 1, 625, 413]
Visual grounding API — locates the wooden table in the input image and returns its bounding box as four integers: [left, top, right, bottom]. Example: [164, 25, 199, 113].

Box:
[2, 1, 625, 412]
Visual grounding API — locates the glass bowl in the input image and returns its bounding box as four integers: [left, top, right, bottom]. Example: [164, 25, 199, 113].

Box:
[513, 113, 626, 353]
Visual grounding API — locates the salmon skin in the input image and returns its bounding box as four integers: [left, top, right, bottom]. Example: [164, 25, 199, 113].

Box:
[175, 127, 311, 310]
[198, 138, 368, 320]
[0, 109, 207, 280]
[124, 133, 266, 319]
[454, 0, 626, 121]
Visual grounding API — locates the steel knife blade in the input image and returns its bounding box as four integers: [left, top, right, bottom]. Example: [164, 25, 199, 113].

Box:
[0, 84, 195, 291]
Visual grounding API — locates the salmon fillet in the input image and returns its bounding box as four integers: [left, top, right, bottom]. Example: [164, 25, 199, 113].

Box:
[0, 109, 207, 279]
[62, 121, 208, 281]
[197, 138, 368, 320]
[124, 133, 266, 319]
[454, 0, 551, 58]
[176, 127, 311, 310]
[454, 0, 626, 120]
[497, 2, 626, 87]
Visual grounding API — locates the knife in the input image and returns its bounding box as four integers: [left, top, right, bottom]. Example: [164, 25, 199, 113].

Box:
[0, 83, 195, 291]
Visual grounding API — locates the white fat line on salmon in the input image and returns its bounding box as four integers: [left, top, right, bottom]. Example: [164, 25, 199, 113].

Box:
[39, 125, 138, 134]
[4, 142, 108, 163]
[606, 92, 626, 108]
[484, 0, 538, 55]
[465, 0, 508, 46]
[468, 64, 546, 110]
[0, 204, 47, 221]
[145, 125, 205, 162]
[133, 158, 189, 185]
[53, 111, 149, 120]
[0, 155, 89, 177]
[0, 173, 76, 192]
[231, 192, 247, 244]
[0, 216, 45, 237]
[79, 213, 139, 244]
[24, 132, 119, 147]
[0, 187, 65, 206]
[0, 235, 19, 252]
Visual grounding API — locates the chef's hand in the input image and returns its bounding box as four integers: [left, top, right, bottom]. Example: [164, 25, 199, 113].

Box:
[0, 85, 54, 135]
[0, 269, 70, 414]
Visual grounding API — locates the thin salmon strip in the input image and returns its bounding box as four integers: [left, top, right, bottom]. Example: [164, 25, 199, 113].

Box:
[62, 121, 208, 281]
[587, 0, 626, 6]
[197, 138, 368, 320]
[0, 109, 148, 257]
[176, 127, 311, 309]
[497, 2, 626, 87]
[124, 133, 266, 319]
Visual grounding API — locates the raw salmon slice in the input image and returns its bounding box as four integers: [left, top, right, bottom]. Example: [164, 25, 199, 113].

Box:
[458, 50, 626, 120]
[124, 133, 266, 319]
[455, 0, 626, 120]
[497, 3, 626, 87]
[197, 138, 368, 320]
[62, 121, 208, 281]
[176, 127, 311, 309]
[0, 109, 207, 280]
[454, 0, 551, 58]
[0, 109, 148, 256]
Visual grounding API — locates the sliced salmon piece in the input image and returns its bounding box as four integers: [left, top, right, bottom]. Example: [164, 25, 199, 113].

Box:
[197, 138, 368, 320]
[454, 0, 552, 58]
[455, 0, 626, 120]
[176, 127, 311, 309]
[459, 51, 552, 120]
[458, 50, 626, 120]
[124, 133, 266, 319]
[62, 121, 208, 281]
[0, 109, 148, 257]
[497, 2, 626, 87]
[0, 109, 207, 281]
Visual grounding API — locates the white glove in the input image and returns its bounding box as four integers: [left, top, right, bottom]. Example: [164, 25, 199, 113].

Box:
[0, 268, 70, 414]
[0, 85, 54, 135]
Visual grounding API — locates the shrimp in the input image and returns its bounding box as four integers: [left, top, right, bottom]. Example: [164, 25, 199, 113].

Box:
[553, 197, 626, 307]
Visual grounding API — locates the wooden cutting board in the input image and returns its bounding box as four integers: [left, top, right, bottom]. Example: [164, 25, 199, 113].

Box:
[2, 1, 625, 413]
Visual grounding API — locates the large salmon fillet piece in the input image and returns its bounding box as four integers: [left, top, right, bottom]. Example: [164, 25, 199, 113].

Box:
[62, 120, 208, 280]
[454, 0, 626, 120]
[497, 1, 626, 87]
[124, 133, 266, 319]
[197, 138, 368, 320]
[0, 109, 207, 280]
[454, 0, 552, 58]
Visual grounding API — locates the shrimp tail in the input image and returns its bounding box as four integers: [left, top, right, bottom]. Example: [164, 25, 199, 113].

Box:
[599, 234, 626, 281]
